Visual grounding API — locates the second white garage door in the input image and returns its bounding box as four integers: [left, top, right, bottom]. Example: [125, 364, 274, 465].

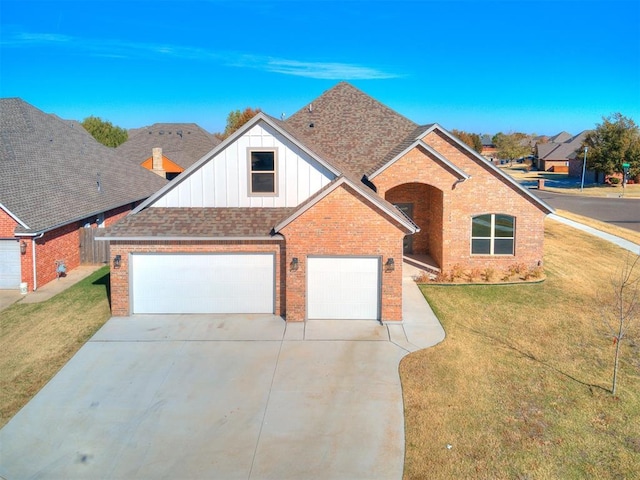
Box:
[307, 256, 380, 320]
[131, 253, 274, 314]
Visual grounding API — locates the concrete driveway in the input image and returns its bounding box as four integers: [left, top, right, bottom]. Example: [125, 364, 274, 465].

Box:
[0, 264, 444, 479]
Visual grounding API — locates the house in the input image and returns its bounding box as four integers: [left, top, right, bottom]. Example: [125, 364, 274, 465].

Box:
[535, 131, 590, 177]
[480, 134, 498, 163]
[101, 82, 553, 321]
[0, 98, 168, 291]
[116, 123, 220, 180]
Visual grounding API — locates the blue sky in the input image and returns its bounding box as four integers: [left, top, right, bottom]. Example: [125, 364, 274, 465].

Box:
[1, 0, 639, 136]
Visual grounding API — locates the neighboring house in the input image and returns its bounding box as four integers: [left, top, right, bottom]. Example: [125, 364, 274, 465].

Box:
[116, 123, 220, 180]
[480, 134, 498, 163]
[101, 82, 553, 321]
[0, 98, 168, 291]
[535, 131, 591, 178]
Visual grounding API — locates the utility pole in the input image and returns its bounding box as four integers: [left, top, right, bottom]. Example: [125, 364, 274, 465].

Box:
[580, 147, 588, 191]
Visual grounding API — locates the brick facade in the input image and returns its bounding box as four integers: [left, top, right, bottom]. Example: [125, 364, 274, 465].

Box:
[1, 204, 136, 292]
[374, 131, 547, 272]
[280, 184, 406, 322]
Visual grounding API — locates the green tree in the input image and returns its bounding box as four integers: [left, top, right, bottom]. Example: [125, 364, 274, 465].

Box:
[81, 116, 128, 147]
[581, 113, 640, 180]
[218, 107, 262, 140]
[493, 132, 531, 163]
[452, 129, 483, 153]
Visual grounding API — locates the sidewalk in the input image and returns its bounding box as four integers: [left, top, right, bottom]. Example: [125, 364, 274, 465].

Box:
[548, 214, 640, 255]
[0, 265, 104, 311]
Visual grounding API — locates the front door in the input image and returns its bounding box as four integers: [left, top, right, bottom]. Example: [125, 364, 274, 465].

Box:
[394, 203, 414, 254]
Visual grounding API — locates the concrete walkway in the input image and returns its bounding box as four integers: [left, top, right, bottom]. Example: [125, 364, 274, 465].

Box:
[0, 261, 445, 480]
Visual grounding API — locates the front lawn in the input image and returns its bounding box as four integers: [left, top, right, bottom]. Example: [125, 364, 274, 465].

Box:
[0, 266, 111, 428]
[401, 220, 640, 479]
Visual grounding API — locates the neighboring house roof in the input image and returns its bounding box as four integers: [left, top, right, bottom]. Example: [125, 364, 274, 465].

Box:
[538, 130, 589, 161]
[0, 98, 168, 234]
[549, 131, 572, 143]
[116, 123, 220, 170]
[102, 207, 294, 240]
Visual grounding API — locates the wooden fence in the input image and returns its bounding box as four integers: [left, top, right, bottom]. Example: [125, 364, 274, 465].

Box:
[79, 227, 109, 265]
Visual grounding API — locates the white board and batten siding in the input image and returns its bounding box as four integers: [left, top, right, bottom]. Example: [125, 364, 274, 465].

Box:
[152, 122, 336, 208]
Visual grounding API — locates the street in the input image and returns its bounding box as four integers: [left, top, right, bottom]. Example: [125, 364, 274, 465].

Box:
[531, 190, 640, 233]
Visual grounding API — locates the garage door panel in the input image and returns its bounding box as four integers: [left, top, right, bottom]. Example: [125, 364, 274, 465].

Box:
[307, 257, 380, 320]
[132, 254, 274, 314]
[0, 240, 21, 289]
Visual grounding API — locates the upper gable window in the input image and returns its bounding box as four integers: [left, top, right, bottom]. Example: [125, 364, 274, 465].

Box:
[248, 148, 277, 195]
[471, 214, 515, 255]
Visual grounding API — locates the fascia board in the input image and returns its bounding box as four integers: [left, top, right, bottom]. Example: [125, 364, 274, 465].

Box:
[97, 234, 284, 242]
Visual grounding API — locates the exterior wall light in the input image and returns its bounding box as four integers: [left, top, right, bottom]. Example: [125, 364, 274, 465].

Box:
[20, 240, 27, 255]
[113, 255, 122, 269]
[290, 257, 299, 271]
[385, 258, 395, 272]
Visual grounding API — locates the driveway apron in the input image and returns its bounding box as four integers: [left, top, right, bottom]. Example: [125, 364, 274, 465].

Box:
[0, 315, 410, 479]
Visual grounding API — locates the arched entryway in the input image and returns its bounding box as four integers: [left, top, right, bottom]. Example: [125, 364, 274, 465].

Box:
[385, 182, 444, 268]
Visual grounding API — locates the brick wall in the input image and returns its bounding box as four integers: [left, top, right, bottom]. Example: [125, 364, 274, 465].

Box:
[373, 130, 547, 273]
[1, 204, 137, 292]
[109, 240, 284, 316]
[280, 183, 406, 322]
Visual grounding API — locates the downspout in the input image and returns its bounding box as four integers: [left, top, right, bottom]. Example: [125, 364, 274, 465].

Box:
[31, 233, 44, 291]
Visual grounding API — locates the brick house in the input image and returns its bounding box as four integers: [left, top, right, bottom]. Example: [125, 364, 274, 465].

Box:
[116, 123, 220, 180]
[0, 98, 168, 292]
[102, 82, 553, 321]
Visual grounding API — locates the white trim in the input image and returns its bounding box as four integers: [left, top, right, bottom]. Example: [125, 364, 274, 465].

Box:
[96, 235, 284, 242]
[0, 202, 29, 229]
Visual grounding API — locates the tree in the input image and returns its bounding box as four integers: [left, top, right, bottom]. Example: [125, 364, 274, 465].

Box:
[581, 113, 640, 180]
[493, 132, 531, 163]
[81, 116, 128, 147]
[218, 107, 262, 140]
[599, 253, 640, 395]
[452, 129, 483, 153]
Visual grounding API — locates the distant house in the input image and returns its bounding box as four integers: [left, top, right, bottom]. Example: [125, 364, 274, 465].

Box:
[480, 134, 498, 163]
[101, 82, 552, 321]
[535, 131, 590, 177]
[116, 123, 221, 180]
[0, 98, 168, 291]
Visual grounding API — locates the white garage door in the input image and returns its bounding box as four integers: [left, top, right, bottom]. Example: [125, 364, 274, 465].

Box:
[131, 253, 274, 314]
[0, 240, 21, 289]
[307, 257, 380, 320]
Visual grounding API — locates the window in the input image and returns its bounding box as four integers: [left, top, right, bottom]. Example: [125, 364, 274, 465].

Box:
[248, 149, 277, 195]
[471, 214, 514, 255]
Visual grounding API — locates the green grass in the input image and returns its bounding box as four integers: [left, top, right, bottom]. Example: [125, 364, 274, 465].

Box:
[0, 266, 111, 428]
[401, 221, 640, 479]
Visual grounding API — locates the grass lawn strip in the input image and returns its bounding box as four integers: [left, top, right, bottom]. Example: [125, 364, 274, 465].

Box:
[401, 220, 640, 479]
[554, 209, 640, 246]
[0, 266, 111, 428]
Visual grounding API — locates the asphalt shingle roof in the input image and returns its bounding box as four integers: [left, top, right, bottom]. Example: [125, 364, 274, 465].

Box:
[284, 82, 418, 179]
[103, 207, 294, 238]
[116, 123, 220, 170]
[0, 98, 169, 233]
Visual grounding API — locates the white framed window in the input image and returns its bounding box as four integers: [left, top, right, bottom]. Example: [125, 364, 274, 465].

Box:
[248, 148, 277, 195]
[471, 214, 515, 255]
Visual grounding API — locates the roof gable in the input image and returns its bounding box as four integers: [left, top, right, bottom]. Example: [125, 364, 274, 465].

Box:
[0, 98, 168, 233]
